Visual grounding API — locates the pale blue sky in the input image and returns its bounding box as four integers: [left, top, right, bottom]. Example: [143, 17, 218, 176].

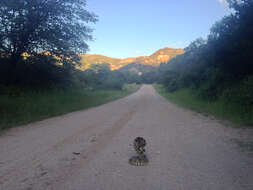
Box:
[86, 0, 230, 58]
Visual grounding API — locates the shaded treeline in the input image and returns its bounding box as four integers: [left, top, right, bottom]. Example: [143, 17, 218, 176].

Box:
[0, 0, 135, 92]
[119, 63, 158, 84]
[0, 0, 92, 90]
[0, 0, 162, 91]
[158, 0, 253, 102]
[0, 56, 128, 91]
[0, 0, 143, 129]
[156, 0, 253, 123]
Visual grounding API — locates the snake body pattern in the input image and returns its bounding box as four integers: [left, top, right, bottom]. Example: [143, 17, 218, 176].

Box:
[129, 137, 149, 166]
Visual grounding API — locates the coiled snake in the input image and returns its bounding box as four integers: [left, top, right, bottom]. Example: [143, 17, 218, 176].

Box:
[129, 137, 149, 166]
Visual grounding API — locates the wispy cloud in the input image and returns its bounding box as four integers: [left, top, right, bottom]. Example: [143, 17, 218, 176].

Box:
[218, 0, 227, 3]
[218, 0, 229, 5]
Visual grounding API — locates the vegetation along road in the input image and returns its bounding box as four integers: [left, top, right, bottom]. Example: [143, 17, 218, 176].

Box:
[0, 85, 253, 190]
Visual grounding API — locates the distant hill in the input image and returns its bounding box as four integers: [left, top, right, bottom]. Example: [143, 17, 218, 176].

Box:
[119, 62, 155, 74]
[78, 54, 121, 70]
[78, 47, 184, 70]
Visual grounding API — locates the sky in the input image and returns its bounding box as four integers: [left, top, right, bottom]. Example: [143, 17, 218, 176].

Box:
[86, 0, 231, 58]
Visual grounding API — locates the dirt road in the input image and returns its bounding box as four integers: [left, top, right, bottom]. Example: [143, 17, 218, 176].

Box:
[0, 85, 253, 190]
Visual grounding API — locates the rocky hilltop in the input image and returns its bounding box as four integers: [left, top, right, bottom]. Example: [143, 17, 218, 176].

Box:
[78, 47, 184, 70]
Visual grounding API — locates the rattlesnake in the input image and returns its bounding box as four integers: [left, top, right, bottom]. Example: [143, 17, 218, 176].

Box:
[129, 137, 149, 166]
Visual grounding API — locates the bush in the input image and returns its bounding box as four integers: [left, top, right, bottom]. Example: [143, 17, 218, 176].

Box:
[0, 55, 74, 89]
[221, 76, 253, 111]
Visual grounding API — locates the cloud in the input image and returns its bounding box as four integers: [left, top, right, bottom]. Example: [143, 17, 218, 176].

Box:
[218, 0, 229, 5]
[217, 0, 230, 7]
[218, 0, 226, 3]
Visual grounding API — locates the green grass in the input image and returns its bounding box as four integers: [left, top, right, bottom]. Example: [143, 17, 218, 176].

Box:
[0, 84, 140, 131]
[154, 84, 253, 126]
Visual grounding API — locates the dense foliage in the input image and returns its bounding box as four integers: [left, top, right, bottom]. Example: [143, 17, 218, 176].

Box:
[158, 0, 253, 107]
[0, 0, 97, 62]
[0, 0, 146, 91]
[0, 0, 100, 88]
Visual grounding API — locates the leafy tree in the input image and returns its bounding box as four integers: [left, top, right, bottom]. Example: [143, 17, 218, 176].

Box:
[0, 0, 98, 66]
[158, 0, 253, 102]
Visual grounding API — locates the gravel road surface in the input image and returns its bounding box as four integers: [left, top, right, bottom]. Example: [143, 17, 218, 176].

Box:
[0, 85, 253, 190]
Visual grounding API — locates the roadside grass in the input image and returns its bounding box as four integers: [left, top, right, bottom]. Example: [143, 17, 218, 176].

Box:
[154, 84, 253, 126]
[0, 84, 140, 131]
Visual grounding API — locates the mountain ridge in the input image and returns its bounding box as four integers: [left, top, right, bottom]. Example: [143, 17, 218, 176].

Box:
[78, 47, 184, 70]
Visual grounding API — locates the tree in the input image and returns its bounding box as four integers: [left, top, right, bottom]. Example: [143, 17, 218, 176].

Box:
[157, 0, 253, 99]
[0, 0, 98, 66]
